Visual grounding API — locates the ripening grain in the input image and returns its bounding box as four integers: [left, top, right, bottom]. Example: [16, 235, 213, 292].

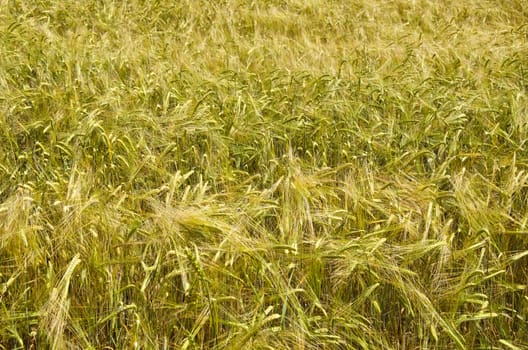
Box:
[1, 0, 527, 349]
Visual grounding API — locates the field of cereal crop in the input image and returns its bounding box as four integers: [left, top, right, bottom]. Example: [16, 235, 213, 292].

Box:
[1, 1, 527, 348]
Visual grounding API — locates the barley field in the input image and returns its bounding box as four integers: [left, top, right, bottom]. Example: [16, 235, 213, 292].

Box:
[1, 0, 527, 349]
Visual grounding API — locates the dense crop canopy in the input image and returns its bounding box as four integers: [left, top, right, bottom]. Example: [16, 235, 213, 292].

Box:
[0, 0, 527, 348]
